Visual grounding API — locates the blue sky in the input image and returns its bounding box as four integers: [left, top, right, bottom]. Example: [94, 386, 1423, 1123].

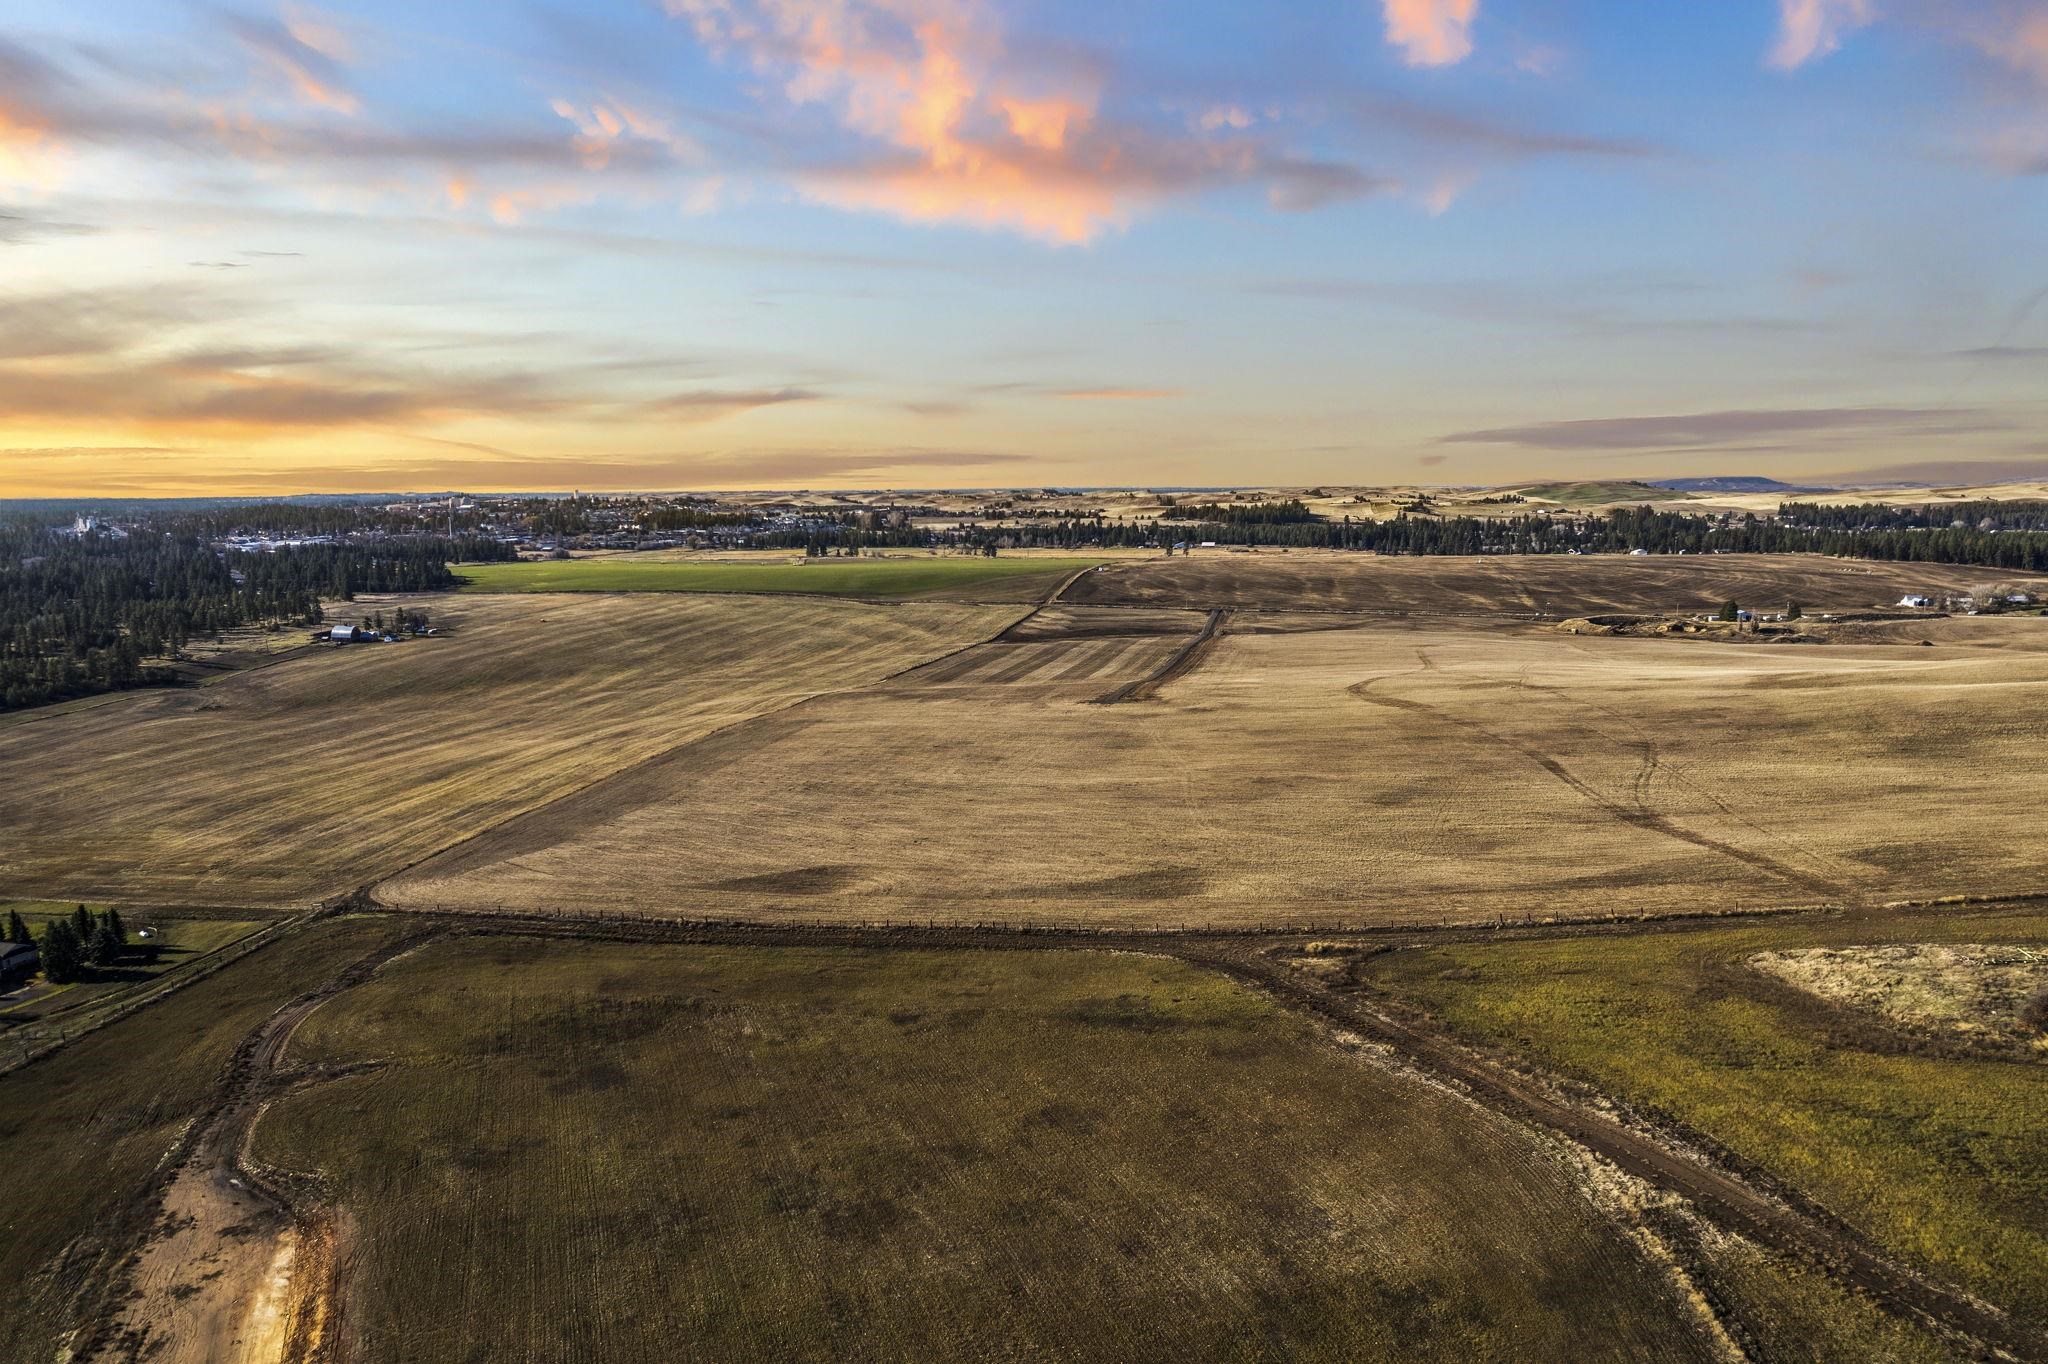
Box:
[1, 0, 2045, 494]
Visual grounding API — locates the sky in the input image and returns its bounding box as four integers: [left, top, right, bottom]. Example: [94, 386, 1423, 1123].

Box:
[1, 0, 2046, 496]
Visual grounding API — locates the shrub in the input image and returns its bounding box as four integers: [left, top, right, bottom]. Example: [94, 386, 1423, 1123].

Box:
[2021, 985, 2048, 1035]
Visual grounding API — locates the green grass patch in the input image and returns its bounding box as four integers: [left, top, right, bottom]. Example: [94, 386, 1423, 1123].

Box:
[453, 556, 1107, 600]
[0, 905, 269, 1023]
[1357, 907, 2048, 1327]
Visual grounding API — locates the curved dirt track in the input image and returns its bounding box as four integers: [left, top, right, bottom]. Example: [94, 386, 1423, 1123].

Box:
[86, 930, 435, 1364]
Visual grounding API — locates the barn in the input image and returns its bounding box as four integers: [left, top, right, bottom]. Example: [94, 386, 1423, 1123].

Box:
[0, 941, 39, 987]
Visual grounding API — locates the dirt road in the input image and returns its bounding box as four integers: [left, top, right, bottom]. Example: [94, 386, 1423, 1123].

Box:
[87, 931, 432, 1364]
[1185, 940, 2047, 1362]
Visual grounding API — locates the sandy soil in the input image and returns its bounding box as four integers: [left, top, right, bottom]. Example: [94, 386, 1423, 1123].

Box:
[104, 1163, 300, 1364]
[86, 934, 426, 1364]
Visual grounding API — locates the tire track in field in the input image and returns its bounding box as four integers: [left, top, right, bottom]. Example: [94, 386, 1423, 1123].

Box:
[1092, 609, 1226, 704]
[1347, 659, 1846, 901]
[1187, 939, 2048, 1364]
[1501, 668, 1865, 892]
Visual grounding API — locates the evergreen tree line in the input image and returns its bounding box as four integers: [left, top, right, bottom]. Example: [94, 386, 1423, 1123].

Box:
[1778, 500, 2048, 533]
[14, 905, 144, 984]
[1170, 499, 1319, 524]
[0, 525, 504, 710]
[957, 506, 2048, 570]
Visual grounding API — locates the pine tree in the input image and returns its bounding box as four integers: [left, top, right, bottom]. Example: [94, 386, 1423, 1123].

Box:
[39, 918, 83, 983]
[71, 904, 94, 944]
[88, 920, 124, 967]
[1717, 600, 1739, 622]
[4, 910, 26, 944]
[104, 907, 127, 949]
[1787, 602, 1803, 620]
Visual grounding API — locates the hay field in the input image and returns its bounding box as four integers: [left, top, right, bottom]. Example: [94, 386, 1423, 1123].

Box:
[455, 554, 1107, 601]
[1356, 905, 2048, 1327]
[1066, 551, 2048, 617]
[383, 612, 2048, 927]
[0, 594, 1016, 907]
[253, 935, 1738, 1362]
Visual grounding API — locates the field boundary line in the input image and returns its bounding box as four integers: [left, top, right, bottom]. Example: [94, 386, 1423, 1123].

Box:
[0, 908, 338, 1076]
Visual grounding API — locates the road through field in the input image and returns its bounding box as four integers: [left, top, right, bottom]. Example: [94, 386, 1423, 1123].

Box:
[88, 928, 436, 1364]
[1186, 939, 2047, 1362]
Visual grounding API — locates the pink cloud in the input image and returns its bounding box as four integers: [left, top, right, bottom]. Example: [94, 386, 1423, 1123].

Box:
[1382, 0, 1480, 68]
[1768, 0, 1875, 69]
[666, 0, 1380, 242]
[228, 8, 361, 114]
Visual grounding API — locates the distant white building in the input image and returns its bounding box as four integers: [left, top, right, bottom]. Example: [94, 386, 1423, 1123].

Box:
[1898, 595, 1933, 609]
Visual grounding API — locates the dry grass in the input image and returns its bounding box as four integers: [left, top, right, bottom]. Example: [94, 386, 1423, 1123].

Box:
[1357, 906, 2048, 1325]
[384, 609, 2048, 927]
[1066, 551, 2048, 618]
[1749, 944, 2048, 1047]
[254, 936, 1724, 1362]
[0, 593, 1016, 907]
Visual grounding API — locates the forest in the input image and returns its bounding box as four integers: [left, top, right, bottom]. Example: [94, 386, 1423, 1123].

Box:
[977, 504, 2048, 570]
[0, 522, 510, 711]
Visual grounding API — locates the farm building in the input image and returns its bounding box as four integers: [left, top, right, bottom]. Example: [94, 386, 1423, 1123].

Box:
[0, 941, 39, 986]
[1898, 595, 1934, 609]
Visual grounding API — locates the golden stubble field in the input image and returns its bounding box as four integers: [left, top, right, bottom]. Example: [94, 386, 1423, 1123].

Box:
[1064, 550, 2048, 617]
[0, 593, 1019, 907]
[382, 583, 2048, 928]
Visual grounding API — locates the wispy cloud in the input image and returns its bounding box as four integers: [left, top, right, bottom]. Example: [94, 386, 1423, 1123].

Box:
[1824, 455, 2048, 484]
[1382, 0, 1480, 68]
[1055, 386, 1181, 400]
[0, 208, 100, 244]
[642, 386, 824, 420]
[1769, 0, 1875, 70]
[226, 8, 360, 114]
[1440, 405, 2011, 450]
